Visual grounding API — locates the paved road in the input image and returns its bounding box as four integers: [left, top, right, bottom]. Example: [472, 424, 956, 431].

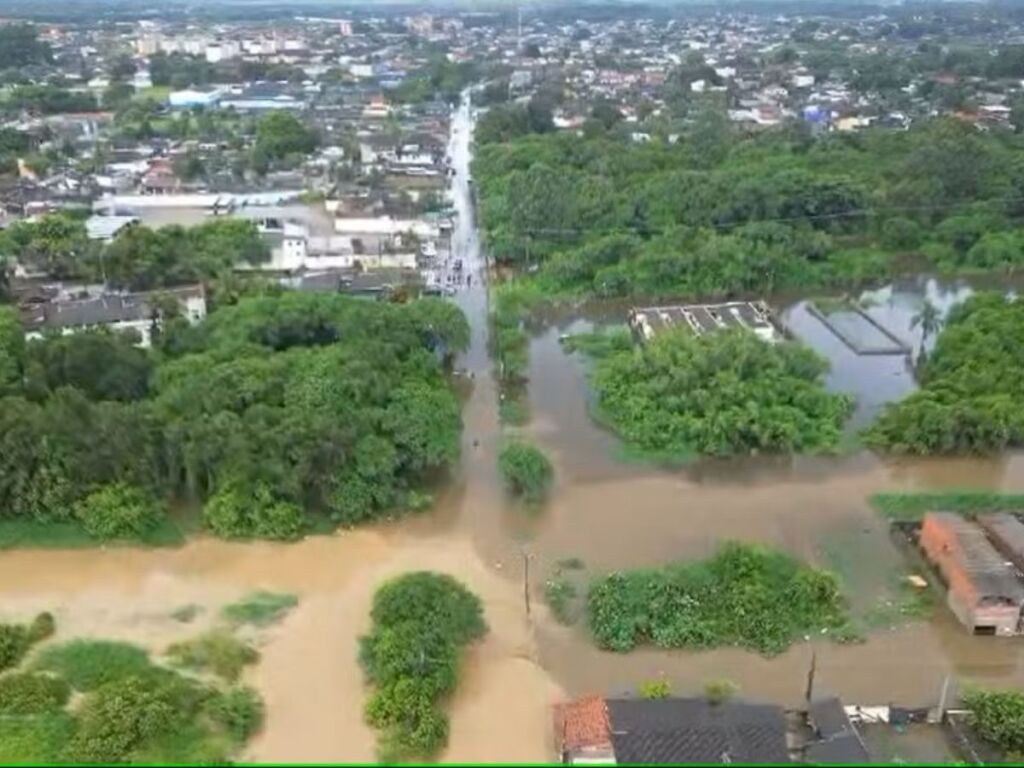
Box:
[447, 91, 490, 375]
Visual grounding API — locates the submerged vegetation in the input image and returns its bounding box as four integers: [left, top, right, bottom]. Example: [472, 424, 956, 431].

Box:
[2, 619, 263, 764]
[0, 293, 468, 545]
[497, 440, 554, 503]
[576, 328, 851, 458]
[586, 542, 850, 655]
[221, 591, 298, 627]
[359, 572, 486, 762]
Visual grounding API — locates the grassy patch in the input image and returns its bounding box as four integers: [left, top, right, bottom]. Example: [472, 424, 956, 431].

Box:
[133, 85, 171, 103]
[0, 713, 75, 763]
[166, 630, 259, 682]
[561, 328, 632, 358]
[870, 491, 1024, 522]
[0, 515, 187, 550]
[32, 640, 154, 691]
[221, 591, 298, 627]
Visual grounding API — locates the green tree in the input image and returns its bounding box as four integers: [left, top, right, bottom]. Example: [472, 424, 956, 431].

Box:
[74, 483, 162, 540]
[254, 111, 318, 161]
[910, 299, 943, 361]
[0, 306, 25, 394]
[498, 440, 554, 503]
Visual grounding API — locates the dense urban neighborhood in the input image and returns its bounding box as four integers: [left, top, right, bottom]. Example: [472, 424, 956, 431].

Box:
[3, 0, 1024, 764]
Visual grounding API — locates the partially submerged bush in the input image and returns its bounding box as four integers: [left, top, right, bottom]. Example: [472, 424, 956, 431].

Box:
[498, 440, 554, 503]
[74, 483, 162, 540]
[166, 630, 259, 682]
[221, 591, 298, 627]
[0, 612, 56, 672]
[204, 481, 304, 541]
[586, 542, 849, 655]
[360, 572, 486, 761]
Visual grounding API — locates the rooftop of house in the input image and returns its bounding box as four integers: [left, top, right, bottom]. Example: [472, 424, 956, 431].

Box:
[20, 285, 204, 332]
[555, 696, 790, 764]
[924, 512, 1024, 603]
[978, 514, 1024, 562]
[805, 697, 870, 764]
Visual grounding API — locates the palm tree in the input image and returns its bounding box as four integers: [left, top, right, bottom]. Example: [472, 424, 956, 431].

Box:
[910, 299, 943, 363]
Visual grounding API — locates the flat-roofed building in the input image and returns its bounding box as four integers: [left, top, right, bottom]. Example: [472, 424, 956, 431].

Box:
[628, 301, 779, 343]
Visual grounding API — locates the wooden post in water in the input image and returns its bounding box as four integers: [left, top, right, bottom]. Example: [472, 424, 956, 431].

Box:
[805, 649, 817, 703]
[523, 549, 531, 618]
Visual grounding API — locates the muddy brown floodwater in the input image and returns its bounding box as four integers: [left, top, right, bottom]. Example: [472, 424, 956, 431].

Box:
[4, 94, 1024, 763]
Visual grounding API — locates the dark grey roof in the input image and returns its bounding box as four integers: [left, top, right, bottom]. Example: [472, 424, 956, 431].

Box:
[979, 514, 1024, 565]
[806, 698, 870, 764]
[20, 285, 203, 332]
[606, 698, 790, 764]
[809, 698, 850, 739]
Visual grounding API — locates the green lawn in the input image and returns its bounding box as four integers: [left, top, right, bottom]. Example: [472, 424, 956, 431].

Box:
[133, 85, 171, 103]
[0, 513, 191, 550]
[870, 491, 1024, 522]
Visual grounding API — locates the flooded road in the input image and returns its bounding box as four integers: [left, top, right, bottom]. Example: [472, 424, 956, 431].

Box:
[4, 92, 1024, 763]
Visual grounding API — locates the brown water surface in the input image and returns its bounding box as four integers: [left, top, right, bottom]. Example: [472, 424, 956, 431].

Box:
[3, 94, 1024, 762]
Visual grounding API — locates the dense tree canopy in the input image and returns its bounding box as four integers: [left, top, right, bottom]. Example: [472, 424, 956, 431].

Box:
[579, 329, 851, 457]
[0, 213, 93, 279]
[253, 111, 319, 161]
[0, 25, 51, 70]
[472, 117, 1024, 297]
[101, 218, 270, 291]
[866, 294, 1024, 454]
[0, 292, 469, 541]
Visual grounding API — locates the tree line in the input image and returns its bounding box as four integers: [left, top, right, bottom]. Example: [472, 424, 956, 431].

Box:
[0, 215, 271, 293]
[472, 114, 1024, 299]
[0, 292, 469, 542]
[867, 293, 1024, 454]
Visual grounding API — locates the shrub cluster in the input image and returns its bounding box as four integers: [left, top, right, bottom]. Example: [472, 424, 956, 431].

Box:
[586, 542, 849, 655]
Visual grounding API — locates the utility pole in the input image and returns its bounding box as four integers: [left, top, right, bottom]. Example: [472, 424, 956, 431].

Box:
[517, 7, 523, 54]
[522, 548, 531, 618]
[805, 649, 817, 703]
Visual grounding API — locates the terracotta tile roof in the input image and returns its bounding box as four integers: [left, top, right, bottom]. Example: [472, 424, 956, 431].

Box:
[554, 695, 612, 751]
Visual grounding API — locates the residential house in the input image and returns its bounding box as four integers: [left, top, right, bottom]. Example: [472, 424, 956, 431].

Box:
[554, 696, 790, 764]
[20, 285, 206, 348]
[919, 512, 1024, 636]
